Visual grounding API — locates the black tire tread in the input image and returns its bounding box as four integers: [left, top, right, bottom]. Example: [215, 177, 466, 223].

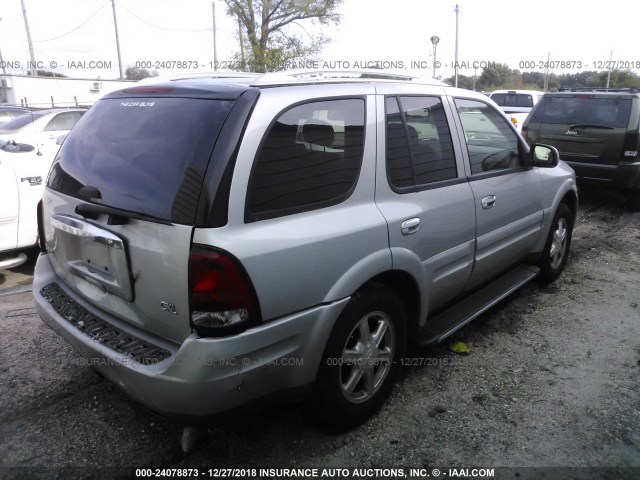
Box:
[308, 286, 407, 429]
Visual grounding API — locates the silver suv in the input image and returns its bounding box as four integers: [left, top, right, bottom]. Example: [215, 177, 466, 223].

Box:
[34, 71, 577, 429]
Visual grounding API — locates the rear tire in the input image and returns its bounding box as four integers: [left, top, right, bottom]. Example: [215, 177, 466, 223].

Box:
[538, 203, 573, 283]
[309, 287, 407, 429]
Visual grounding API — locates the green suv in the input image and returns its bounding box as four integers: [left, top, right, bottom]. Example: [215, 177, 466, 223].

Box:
[522, 88, 640, 209]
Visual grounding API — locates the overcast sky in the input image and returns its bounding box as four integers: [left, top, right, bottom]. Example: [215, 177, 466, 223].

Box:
[0, 0, 638, 80]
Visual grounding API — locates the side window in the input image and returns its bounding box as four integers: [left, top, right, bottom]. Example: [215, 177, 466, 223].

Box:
[246, 98, 365, 222]
[455, 98, 522, 175]
[385, 96, 457, 191]
[43, 111, 83, 132]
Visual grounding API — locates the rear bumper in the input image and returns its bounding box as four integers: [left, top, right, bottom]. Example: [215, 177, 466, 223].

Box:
[33, 253, 347, 418]
[566, 160, 640, 190]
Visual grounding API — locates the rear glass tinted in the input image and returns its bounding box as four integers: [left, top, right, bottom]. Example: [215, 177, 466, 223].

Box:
[0, 111, 46, 130]
[47, 97, 232, 224]
[43, 111, 84, 131]
[534, 96, 632, 128]
[386, 96, 457, 190]
[246, 98, 365, 222]
[490, 93, 534, 108]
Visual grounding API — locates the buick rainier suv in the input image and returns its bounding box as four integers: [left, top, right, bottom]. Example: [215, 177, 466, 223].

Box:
[34, 71, 577, 429]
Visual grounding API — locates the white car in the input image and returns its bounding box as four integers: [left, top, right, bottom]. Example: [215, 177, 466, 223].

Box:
[489, 89, 544, 132]
[0, 139, 60, 269]
[0, 108, 85, 148]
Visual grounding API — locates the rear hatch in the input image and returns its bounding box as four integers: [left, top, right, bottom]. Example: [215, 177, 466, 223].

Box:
[530, 94, 632, 166]
[41, 84, 250, 344]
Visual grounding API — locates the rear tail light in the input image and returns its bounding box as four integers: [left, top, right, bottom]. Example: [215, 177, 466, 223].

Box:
[188, 245, 259, 337]
[622, 130, 639, 158]
[37, 200, 46, 253]
[510, 117, 518, 129]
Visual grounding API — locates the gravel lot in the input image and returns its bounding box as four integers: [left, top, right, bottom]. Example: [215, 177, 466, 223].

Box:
[0, 188, 638, 480]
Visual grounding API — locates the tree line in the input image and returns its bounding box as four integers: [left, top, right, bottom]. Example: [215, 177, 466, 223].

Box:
[121, 1, 639, 90]
[445, 63, 640, 91]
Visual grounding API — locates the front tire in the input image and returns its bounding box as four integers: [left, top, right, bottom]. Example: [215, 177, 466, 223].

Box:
[310, 287, 407, 429]
[538, 203, 573, 283]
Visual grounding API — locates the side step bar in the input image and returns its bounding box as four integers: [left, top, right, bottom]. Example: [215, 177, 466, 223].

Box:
[415, 264, 540, 346]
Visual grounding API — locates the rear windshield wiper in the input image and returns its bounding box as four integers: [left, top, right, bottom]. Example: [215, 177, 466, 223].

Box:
[568, 123, 615, 130]
[75, 203, 173, 226]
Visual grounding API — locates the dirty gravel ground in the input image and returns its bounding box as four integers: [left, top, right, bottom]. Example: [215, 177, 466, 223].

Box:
[0, 188, 638, 480]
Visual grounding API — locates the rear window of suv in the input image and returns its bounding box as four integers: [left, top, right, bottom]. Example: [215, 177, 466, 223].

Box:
[532, 96, 632, 128]
[47, 97, 233, 224]
[490, 93, 534, 108]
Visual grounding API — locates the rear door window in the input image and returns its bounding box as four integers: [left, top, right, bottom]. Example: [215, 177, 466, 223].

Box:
[245, 98, 365, 222]
[47, 97, 233, 224]
[385, 96, 457, 191]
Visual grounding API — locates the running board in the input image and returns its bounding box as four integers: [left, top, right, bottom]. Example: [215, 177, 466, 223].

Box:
[415, 264, 540, 346]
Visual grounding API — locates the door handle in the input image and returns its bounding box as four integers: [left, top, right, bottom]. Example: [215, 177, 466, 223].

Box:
[401, 217, 421, 236]
[481, 195, 496, 209]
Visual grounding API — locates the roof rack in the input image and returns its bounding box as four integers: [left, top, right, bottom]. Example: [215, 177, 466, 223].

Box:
[136, 69, 447, 88]
[558, 87, 640, 93]
[137, 71, 261, 84]
[250, 69, 440, 86]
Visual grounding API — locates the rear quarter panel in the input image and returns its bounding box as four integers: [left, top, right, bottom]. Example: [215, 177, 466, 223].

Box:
[192, 85, 393, 322]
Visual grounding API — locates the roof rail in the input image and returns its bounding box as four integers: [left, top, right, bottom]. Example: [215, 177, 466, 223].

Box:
[137, 71, 261, 84]
[557, 87, 640, 93]
[251, 69, 431, 85]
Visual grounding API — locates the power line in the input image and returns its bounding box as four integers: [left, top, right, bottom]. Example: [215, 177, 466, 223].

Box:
[32, 2, 110, 42]
[118, 4, 212, 32]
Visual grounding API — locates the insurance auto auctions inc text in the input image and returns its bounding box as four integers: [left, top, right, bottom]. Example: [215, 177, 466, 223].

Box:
[177, 467, 496, 479]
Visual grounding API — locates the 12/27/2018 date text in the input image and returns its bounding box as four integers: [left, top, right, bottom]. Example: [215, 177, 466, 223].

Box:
[518, 60, 640, 70]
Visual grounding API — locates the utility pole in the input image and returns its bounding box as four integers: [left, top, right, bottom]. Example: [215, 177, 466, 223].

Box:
[606, 50, 613, 88]
[212, 2, 218, 71]
[543, 51, 550, 91]
[111, 0, 124, 79]
[454, 4, 459, 88]
[20, 0, 37, 76]
[0, 18, 7, 75]
[238, 17, 245, 68]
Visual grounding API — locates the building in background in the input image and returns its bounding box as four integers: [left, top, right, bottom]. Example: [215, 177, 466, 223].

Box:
[0, 74, 132, 108]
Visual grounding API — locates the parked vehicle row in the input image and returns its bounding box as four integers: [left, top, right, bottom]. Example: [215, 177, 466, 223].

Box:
[32, 70, 577, 444]
[0, 108, 86, 269]
[522, 88, 640, 210]
[0, 108, 86, 148]
[0, 105, 32, 126]
[489, 89, 544, 133]
[488, 87, 640, 210]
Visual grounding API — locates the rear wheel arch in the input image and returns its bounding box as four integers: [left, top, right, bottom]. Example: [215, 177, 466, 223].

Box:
[358, 270, 421, 335]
